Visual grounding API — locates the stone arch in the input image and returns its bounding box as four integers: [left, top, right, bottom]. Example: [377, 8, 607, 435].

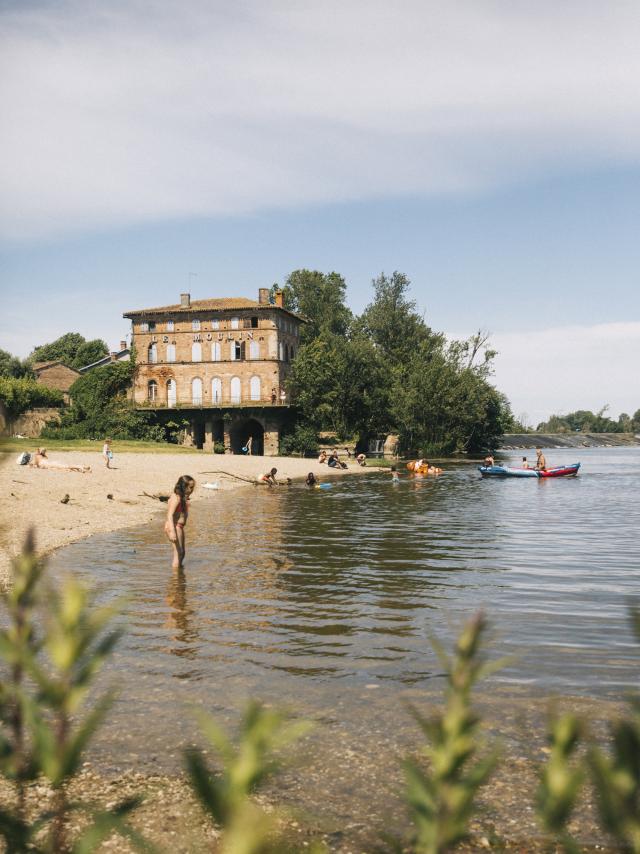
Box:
[230, 416, 265, 455]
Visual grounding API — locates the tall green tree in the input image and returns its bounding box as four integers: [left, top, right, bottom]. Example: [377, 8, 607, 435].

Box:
[273, 270, 352, 342]
[29, 332, 108, 370]
[0, 348, 31, 379]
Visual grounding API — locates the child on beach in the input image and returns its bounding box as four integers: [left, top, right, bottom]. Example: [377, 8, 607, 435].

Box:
[164, 475, 196, 569]
[102, 438, 114, 468]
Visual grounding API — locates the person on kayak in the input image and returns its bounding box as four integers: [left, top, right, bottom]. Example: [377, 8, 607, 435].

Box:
[535, 448, 547, 470]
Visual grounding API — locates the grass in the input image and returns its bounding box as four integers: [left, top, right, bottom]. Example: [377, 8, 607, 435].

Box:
[0, 437, 203, 454]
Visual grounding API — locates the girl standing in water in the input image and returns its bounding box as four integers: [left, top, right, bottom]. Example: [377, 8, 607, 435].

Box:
[165, 475, 195, 569]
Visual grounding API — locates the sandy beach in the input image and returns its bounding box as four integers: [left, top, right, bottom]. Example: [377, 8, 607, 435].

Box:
[0, 449, 375, 585]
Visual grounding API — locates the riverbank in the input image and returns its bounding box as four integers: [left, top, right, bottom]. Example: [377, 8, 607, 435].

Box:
[0, 450, 376, 585]
[499, 431, 639, 449]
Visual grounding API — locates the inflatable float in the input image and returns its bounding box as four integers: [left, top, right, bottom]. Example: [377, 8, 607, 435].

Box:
[478, 463, 580, 479]
[406, 461, 443, 475]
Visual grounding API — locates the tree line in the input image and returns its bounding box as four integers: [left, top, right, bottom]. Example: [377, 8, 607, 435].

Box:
[278, 269, 512, 455]
[536, 406, 640, 434]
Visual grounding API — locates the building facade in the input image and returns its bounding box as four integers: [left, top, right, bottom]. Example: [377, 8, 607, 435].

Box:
[123, 288, 305, 455]
[33, 361, 81, 404]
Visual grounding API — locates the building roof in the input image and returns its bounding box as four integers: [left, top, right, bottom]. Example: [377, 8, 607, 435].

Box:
[123, 297, 306, 322]
[33, 360, 80, 374]
[78, 348, 130, 373]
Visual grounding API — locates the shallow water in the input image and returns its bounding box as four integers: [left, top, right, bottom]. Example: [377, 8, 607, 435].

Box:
[47, 447, 640, 812]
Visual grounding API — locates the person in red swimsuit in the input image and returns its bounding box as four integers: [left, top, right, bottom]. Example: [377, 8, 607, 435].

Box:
[165, 475, 196, 569]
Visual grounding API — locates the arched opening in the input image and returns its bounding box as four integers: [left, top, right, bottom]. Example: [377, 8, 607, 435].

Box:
[211, 377, 222, 404]
[230, 417, 265, 455]
[147, 380, 157, 401]
[230, 376, 241, 404]
[192, 377, 203, 405]
[249, 375, 261, 401]
[167, 378, 176, 407]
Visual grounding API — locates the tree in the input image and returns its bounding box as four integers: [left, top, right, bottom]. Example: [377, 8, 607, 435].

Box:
[272, 270, 352, 342]
[0, 348, 31, 379]
[28, 332, 108, 370]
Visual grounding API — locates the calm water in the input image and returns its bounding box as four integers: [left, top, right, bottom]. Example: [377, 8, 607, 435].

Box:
[48, 447, 640, 778]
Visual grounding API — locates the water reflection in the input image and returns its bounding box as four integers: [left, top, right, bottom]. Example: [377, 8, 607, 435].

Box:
[50, 448, 640, 699]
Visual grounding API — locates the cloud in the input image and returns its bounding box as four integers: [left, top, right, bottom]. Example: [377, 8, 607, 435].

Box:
[489, 322, 640, 425]
[2, 0, 640, 240]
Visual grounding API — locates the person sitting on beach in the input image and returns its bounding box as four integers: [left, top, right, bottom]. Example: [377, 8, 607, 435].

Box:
[31, 448, 91, 473]
[164, 475, 195, 569]
[306, 472, 318, 487]
[102, 438, 114, 469]
[535, 448, 547, 471]
[356, 453, 366, 466]
[258, 467, 278, 486]
[327, 450, 347, 469]
[318, 450, 327, 464]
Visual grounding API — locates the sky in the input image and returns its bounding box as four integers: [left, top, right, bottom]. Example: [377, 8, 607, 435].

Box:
[1, 0, 639, 425]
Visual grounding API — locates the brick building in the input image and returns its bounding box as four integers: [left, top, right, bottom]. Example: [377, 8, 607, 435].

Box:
[33, 361, 81, 404]
[123, 289, 306, 454]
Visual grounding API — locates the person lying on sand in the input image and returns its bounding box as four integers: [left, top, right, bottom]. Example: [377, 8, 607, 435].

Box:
[31, 448, 91, 473]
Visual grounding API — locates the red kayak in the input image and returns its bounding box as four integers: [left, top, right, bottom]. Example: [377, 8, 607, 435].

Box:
[537, 463, 581, 478]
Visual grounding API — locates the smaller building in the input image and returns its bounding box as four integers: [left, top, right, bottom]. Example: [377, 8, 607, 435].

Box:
[33, 361, 80, 404]
[78, 341, 131, 373]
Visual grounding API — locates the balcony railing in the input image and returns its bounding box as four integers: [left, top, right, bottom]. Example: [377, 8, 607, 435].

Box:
[140, 394, 291, 409]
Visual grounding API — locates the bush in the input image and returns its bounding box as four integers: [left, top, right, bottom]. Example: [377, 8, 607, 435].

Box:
[279, 425, 319, 456]
[0, 376, 63, 418]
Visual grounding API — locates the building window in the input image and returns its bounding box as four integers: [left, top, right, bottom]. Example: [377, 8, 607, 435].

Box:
[290, 346, 295, 360]
[279, 342, 284, 361]
[192, 319, 201, 331]
[251, 316, 259, 328]
[211, 377, 222, 403]
[148, 343, 157, 363]
[140, 321, 149, 332]
[147, 380, 157, 401]
[230, 376, 241, 403]
[192, 377, 203, 405]
[167, 378, 176, 407]
[192, 342, 202, 362]
[149, 321, 156, 332]
[211, 341, 221, 361]
[234, 341, 245, 360]
[167, 320, 174, 332]
[211, 319, 219, 330]
[249, 340, 260, 359]
[243, 317, 252, 329]
[229, 341, 236, 361]
[230, 317, 239, 330]
[166, 344, 176, 362]
[250, 376, 261, 401]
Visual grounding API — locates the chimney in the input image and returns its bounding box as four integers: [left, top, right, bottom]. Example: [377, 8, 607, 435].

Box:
[274, 289, 284, 308]
[110, 352, 117, 362]
[258, 287, 270, 305]
[120, 340, 126, 352]
[180, 293, 191, 308]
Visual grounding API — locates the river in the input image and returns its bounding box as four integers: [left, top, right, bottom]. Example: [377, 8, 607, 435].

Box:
[47, 446, 640, 843]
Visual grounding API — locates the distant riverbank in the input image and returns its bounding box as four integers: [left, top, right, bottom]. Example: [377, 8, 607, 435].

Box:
[499, 431, 639, 450]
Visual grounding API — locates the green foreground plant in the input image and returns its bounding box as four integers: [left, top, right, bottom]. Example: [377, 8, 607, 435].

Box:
[0, 533, 148, 852]
[401, 613, 501, 854]
[185, 701, 319, 854]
